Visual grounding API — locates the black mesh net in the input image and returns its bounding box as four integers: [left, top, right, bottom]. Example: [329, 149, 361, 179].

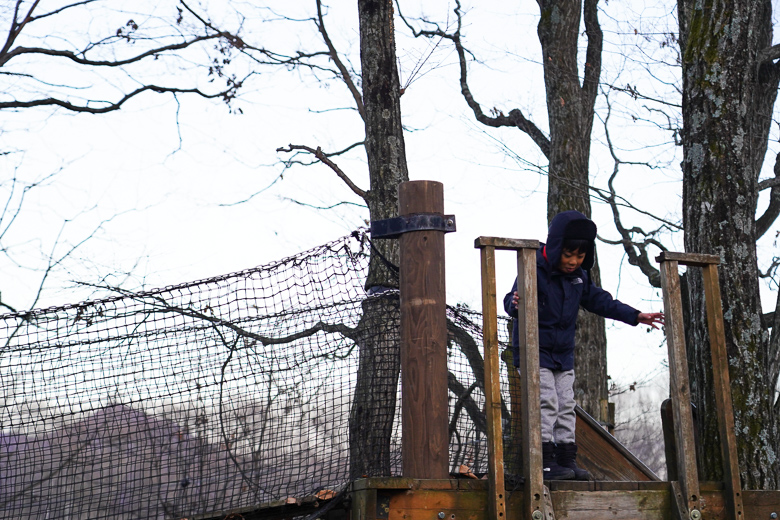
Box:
[0, 231, 512, 519]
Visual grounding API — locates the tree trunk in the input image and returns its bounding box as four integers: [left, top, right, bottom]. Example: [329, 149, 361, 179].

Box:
[537, 0, 607, 420]
[349, 0, 410, 479]
[350, 296, 402, 478]
[678, 0, 780, 489]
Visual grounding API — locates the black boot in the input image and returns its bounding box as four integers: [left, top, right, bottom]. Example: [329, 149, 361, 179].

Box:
[555, 442, 591, 481]
[542, 442, 575, 480]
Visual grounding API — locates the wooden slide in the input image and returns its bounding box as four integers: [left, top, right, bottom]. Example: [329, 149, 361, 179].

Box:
[574, 404, 659, 481]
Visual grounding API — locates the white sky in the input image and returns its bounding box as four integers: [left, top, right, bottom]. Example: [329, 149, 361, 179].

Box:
[2, 0, 779, 385]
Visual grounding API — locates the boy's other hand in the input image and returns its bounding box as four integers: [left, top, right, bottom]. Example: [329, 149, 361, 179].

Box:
[637, 312, 664, 329]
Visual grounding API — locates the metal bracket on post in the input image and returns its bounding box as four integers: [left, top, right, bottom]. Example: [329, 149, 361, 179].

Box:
[370, 214, 456, 239]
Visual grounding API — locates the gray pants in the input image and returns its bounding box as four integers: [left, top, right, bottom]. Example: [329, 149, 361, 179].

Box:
[539, 367, 576, 443]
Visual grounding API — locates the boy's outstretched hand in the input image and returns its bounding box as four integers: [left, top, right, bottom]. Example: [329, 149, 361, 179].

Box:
[637, 312, 665, 329]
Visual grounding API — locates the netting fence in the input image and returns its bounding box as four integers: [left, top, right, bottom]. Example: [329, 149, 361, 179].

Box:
[0, 231, 513, 519]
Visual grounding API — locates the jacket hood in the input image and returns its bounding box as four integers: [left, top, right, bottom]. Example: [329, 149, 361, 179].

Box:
[545, 210, 597, 271]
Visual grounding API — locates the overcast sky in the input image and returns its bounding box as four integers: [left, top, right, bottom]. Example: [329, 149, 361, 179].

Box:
[4, 0, 779, 383]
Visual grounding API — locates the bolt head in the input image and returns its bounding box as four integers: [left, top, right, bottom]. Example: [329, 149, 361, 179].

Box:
[770, 513, 777, 519]
[690, 510, 702, 520]
[438, 513, 445, 519]
[531, 511, 543, 520]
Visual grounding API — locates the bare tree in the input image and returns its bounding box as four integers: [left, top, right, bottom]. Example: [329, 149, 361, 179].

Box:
[2, 0, 410, 481]
[399, 0, 612, 421]
[398, 2, 780, 490]
[677, 0, 780, 488]
[0, 1, 244, 114]
[0, 0, 247, 311]
[277, 0, 408, 479]
[458, 0, 780, 488]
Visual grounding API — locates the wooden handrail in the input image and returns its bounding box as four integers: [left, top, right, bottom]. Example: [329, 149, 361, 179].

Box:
[656, 251, 720, 267]
[475, 237, 542, 520]
[658, 258, 702, 520]
[657, 252, 743, 520]
[472, 240, 745, 520]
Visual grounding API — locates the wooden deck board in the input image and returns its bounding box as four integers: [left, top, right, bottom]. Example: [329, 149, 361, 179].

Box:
[196, 479, 779, 520]
[352, 479, 780, 520]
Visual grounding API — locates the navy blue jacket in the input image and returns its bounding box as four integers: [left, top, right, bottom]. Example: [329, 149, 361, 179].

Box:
[504, 211, 640, 371]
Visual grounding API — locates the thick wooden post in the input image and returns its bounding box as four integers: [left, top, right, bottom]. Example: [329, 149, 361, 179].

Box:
[399, 180, 449, 479]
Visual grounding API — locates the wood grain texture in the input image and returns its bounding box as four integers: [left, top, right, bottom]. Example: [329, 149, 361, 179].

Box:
[399, 181, 448, 479]
[574, 407, 659, 482]
[516, 246, 544, 519]
[741, 490, 780, 518]
[348, 478, 777, 520]
[702, 263, 744, 520]
[659, 259, 701, 515]
[655, 251, 720, 266]
[477, 245, 507, 520]
[474, 237, 540, 251]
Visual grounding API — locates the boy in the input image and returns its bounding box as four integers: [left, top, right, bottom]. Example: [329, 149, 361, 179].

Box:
[504, 210, 663, 480]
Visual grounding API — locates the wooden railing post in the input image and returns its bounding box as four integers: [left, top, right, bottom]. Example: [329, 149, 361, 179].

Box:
[515, 244, 544, 520]
[657, 251, 744, 520]
[701, 262, 744, 520]
[477, 242, 506, 520]
[657, 254, 702, 520]
[475, 237, 542, 520]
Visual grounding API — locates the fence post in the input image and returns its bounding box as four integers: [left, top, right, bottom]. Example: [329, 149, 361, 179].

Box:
[398, 180, 450, 479]
[657, 252, 743, 520]
[657, 252, 704, 520]
[474, 237, 543, 520]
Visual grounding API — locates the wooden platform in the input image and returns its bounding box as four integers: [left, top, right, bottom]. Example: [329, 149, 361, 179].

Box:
[192, 245, 780, 520]
[352, 478, 780, 520]
[191, 492, 343, 520]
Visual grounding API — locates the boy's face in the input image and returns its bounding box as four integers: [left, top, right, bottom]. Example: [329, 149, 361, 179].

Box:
[557, 248, 586, 274]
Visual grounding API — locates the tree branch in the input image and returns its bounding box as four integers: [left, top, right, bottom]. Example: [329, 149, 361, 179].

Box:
[768, 290, 780, 407]
[0, 1, 241, 69]
[447, 316, 510, 420]
[595, 93, 668, 288]
[756, 152, 780, 238]
[277, 144, 368, 200]
[0, 2, 252, 114]
[580, 0, 603, 134]
[400, 0, 551, 157]
[0, 34, 223, 69]
[447, 373, 486, 436]
[1, 0, 37, 59]
[77, 284, 360, 347]
[756, 43, 780, 64]
[758, 178, 780, 190]
[315, 0, 365, 120]
[607, 83, 682, 108]
[0, 82, 243, 113]
[179, 1, 338, 72]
